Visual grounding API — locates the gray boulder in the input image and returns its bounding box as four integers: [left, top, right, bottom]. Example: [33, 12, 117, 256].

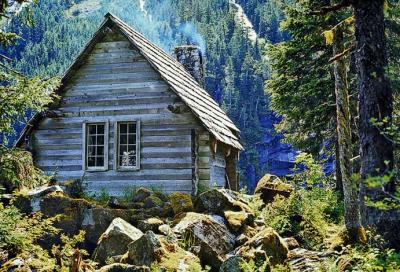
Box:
[195, 189, 252, 215]
[235, 227, 288, 266]
[93, 218, 143, 265]
[173, 212, 235, 270]
[137, 217, 164, 233]
[255, 174, 293, 204]
[28, 185, 63, 212]
[127, 231, 164, 266]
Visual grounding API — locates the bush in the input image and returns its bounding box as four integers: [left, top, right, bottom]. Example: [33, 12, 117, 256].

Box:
[0, 148, 50, 192]
[261, 188, 344, 250]
[0, 204, 58, 269]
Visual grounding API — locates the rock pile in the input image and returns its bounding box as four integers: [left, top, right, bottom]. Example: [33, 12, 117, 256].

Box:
[13, 186, 292, 271]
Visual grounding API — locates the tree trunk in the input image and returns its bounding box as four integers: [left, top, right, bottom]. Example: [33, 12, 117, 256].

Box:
[353, 0, 397, 247]
[333, 27, 363, 242]
[353, 0, 394, 211]
[334, 130, 343, 199]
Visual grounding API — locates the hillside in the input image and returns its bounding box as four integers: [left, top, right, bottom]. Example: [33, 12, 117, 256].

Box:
[3, 0, 297, 191]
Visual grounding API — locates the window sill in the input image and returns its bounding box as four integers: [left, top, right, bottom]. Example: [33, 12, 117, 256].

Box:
[116, 167, 140, 172]
[85, 168, 108, 172]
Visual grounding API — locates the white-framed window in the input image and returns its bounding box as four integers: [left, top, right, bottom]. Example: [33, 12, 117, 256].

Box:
[115, 121, 140, 171]
[82, 122, 109, 171]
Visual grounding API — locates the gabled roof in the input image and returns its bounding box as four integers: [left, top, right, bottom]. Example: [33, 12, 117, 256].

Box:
[16, 13, 243, 150]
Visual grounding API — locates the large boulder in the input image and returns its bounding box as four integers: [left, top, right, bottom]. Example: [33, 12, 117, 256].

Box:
[127, 231, 164, 266]
[169, 192, 193, 215]
[223, 210, 253, 232]
[173, 212, 235, 270]
[254, 174, 293, 203]
[235, 227, 288, 266]
[127, 230, 201, 270]
[195, 189, 252, 215]
[132, 187, 152, 203]
[97, 263, 150, 272]
[137, 217, 164, 233]
[93, 218, 143, 265]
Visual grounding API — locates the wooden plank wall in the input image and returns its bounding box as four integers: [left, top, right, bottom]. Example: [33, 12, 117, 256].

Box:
[31, 31, 214, 196]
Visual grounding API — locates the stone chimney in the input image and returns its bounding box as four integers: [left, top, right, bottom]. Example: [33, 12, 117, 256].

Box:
[174, 45, 204, 87]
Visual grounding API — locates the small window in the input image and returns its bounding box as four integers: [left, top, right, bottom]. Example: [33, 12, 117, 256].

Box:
[85, 123, 108, 170]
[117, 122, 140, 170]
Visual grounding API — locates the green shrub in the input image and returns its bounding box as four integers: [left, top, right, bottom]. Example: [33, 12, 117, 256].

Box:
[261, 188, 344, 250]
[0, 148, 50, 192]
[0, 204, 58, 269]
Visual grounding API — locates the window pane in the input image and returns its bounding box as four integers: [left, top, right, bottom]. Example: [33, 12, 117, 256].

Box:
[128, 124, 136, 133]
[97, 124, 105, 135]
[97, 135, 104, 145]
[97, 146, 104, 156]
[96, 157, 104, 167]
[128, 145, 136, 152]
[88, 136, 96, 145]
[128, 134, 136, 145]
[88, 146, 96, 156]
[88, 156, 96, 167]
[120, 123, 128, 134]
[119, 145, 127, 156]
[88, 125, 96, 135]
[120, 134, 127, 145]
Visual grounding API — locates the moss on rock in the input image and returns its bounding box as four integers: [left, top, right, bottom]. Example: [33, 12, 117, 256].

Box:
[169, 192, 193, 215]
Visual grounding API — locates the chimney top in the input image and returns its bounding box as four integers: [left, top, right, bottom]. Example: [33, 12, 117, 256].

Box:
[174, 45, 204, 86]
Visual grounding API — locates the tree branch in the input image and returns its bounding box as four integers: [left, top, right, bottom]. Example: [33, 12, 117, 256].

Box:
[329, 43, 356, 62]
[310, 0, 352, 15]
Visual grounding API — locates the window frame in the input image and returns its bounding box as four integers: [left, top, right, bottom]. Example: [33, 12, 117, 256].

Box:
[82, 121, 109, 172]
[114, 120, 141, 171]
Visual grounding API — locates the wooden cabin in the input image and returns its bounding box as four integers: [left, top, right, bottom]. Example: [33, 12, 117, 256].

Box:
[16, 13, 243, 196]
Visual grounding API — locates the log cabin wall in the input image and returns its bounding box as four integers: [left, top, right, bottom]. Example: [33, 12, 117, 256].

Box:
[30, 31, 213, 196]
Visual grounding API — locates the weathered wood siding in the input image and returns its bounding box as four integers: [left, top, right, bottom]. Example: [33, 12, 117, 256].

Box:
[31, 31, 214, 196]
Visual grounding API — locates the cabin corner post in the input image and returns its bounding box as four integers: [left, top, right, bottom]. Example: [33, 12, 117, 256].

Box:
[226, 148, 239, 191]
[191, 129, 199, 195]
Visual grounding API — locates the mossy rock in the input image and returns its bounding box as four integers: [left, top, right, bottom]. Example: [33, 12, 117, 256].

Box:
[169, 192, 193, 215]
[137, 217, 164, 233]
[255, 174, 293, 204]
[132, 187, 152, 203]
[224, 210, 253, 232]
[235, 227, 288, 266]
[143, 195, 164, 209]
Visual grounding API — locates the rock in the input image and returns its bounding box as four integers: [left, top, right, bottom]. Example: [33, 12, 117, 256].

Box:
[173, 212, 235, 270]
[143, 195, 164, 209]
[235, 227, 288, 266]
[284, 237, 300, 250]
[254, 174, 293, 203]
[219, 256, 244, 272]
[26, 185, 64, 212]
[107, 197, 128, 209]
[127, 231, 165, 266]
[169, 192, 193, 215]
[93, 218, 143, 265]
[195, 189, 252, 215]
[132, 187, 152, 203]
[158, 224, 173, 236]
[288, 248, 337, 271]
[97, 263, 150, 272]
[137, 218, 164, 233]
[158, 246, 202, 272]
[235, 234, 249, 247]
[224, 210, 253, 232]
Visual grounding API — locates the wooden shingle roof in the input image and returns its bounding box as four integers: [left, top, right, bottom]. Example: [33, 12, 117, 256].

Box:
[16, 13, 243, 150]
